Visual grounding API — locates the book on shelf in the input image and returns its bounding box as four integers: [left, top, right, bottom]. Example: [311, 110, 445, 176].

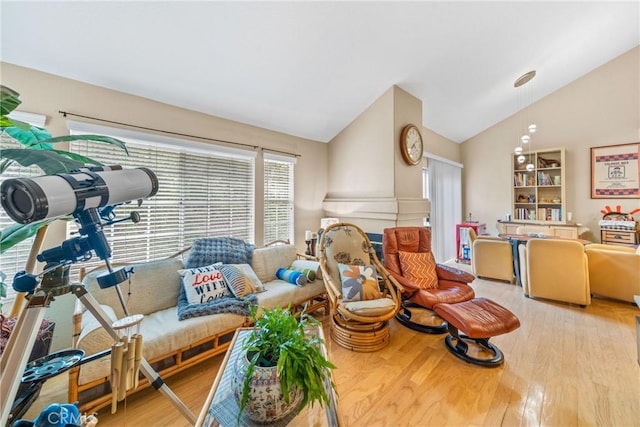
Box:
[537, 207, 562, 221]
[537, 171, 553, 185]
[514, 208, 537, 220]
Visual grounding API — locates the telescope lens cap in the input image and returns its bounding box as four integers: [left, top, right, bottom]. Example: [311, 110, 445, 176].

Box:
[1, 178, 48, 223]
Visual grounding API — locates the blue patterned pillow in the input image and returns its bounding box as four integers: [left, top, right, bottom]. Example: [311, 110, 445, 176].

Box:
[276, 268, 307, 286]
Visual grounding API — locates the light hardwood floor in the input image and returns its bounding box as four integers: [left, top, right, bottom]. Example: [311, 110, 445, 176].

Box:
[26, 265, 640, 426]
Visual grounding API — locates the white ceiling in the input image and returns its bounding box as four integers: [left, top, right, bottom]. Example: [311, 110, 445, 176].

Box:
[1, 1, 638, 143]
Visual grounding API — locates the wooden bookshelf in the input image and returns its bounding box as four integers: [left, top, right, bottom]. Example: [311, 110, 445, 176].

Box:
[512, 147, 567, 223]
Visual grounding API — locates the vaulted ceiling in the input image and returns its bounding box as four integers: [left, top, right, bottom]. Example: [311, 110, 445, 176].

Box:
[1, 1, 638, 143]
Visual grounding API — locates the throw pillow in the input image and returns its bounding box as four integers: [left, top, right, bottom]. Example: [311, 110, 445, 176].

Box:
[276, 268, 308, 286]
[217, 264, 256, 298]
[289, 259, 322, 281]
[337, 264, 382, 301]
[214, 263, 265, 293]
[397, 251, 438, 289]
[235, 264, 265, 292]
[290, 267, 316, 281]
[177, 264, 231, 305]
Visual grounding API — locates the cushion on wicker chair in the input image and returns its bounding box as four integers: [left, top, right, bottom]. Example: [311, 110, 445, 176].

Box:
[342, 298, 396, 316]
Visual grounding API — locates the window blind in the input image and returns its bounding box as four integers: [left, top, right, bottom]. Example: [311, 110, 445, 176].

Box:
[263, 155, 294, 245]
[1, 110, 50, 311]
[68, 136, 255, 280]
[0, 135, 43, 310]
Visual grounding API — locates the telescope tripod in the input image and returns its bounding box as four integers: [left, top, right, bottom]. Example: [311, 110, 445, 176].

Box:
[0, 274, 196, 426]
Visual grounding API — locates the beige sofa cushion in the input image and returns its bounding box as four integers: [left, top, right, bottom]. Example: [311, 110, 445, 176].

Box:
[83, 258, 184, 318]
[251, 245, 298, 283]
[255, 279, 326, 314]
[342, 298, 396, 316]
[77, 306, 245, 385]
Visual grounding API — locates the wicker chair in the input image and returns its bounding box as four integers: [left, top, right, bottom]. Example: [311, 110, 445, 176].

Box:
[318, 222, 403, 352]
[382, 226, 476, 334]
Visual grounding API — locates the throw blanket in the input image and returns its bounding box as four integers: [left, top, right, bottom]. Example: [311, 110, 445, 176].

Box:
[180, 237, 257, 320]
[177, 286, 258, 320]
[185, 237, 255, 269]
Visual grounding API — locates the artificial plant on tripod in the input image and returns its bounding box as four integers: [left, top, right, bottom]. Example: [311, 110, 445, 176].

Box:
[0, 84, 128, 317]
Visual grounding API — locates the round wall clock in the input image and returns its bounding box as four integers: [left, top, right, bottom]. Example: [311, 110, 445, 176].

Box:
[400, 124, 423, 166]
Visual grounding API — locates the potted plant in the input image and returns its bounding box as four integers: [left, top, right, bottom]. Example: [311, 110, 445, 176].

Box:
[233, 305, 336, 424]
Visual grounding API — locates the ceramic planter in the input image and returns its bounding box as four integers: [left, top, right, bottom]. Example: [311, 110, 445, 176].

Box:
[232, 351, 302, 423]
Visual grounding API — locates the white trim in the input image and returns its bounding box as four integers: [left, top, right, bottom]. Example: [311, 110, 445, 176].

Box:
[424, 151, 463, 169]
[7, 110, 47, 127]
[66, 120, 257, 160]
[263, 151, 297, 164]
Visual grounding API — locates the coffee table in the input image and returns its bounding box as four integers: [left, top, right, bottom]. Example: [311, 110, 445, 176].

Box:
[195, 326, 342, 427]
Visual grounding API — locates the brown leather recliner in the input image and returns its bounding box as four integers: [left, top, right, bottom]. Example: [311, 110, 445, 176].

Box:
[383, 226, 475, 334]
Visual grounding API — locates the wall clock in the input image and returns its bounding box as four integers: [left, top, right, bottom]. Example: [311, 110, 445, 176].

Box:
[400, 124, 423, 166]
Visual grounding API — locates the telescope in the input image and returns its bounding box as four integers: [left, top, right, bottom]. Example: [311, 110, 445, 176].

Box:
[1, 166, 158, 224]
[0, 166, 198, 425]
[2, 166, 159, 293]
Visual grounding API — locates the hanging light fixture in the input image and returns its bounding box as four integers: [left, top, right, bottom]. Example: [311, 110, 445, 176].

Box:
[513, 70, 538, 171]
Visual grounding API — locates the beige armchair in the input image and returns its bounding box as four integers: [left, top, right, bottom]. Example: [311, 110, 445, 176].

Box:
[468, 229, 514, 283]
[521, 238, 591, 306]
[585, 243, 640, 303]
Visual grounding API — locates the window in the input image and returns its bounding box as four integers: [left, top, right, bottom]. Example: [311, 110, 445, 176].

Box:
[0, 113, 47, 313]
[263, 154, 295, 245]
[67, 123, 255, 278]
[422, 166, 430, 200]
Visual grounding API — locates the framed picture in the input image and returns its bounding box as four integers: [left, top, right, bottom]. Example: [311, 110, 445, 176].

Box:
[591, 142, 640, 199]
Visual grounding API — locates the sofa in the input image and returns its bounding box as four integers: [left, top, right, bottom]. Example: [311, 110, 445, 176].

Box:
[68, 241, 327, 413]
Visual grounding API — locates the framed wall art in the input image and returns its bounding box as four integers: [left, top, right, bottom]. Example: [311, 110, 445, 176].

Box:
[591, 142, 640, 198]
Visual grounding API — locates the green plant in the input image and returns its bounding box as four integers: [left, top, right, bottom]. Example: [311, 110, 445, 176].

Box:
[0, 85, 128, 307]
[238, 305, 336, 421]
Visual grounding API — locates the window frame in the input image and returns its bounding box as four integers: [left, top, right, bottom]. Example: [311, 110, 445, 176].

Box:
[66, 121, 257, 279]
[263, 152, 296, 246]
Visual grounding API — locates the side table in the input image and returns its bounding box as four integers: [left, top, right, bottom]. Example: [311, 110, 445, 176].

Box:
[195, 327, 341, 427]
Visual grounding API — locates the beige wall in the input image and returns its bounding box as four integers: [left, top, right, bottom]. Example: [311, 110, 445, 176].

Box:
[461, 46, 640, 239]
[327, 87, 396, 198]
[393, 86, 426, 199]
[1, 62, 328, 251]
[325, 85, 459, 231]
[423, 127, 462, 163]
[1, 62, 328, 350]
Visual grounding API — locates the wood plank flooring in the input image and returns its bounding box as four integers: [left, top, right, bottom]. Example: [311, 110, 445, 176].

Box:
[26, 265, 640, 426]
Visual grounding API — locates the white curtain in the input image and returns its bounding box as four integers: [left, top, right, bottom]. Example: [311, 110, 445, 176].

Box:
[427, 156, 462, 263]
